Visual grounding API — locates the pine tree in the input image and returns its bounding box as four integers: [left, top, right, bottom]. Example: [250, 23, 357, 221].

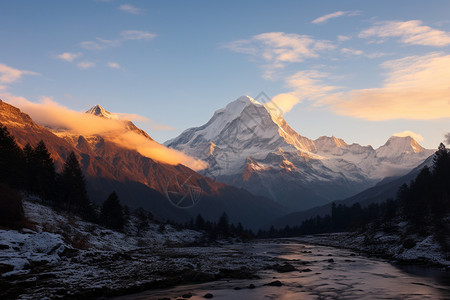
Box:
[25, 140, 56, 201]
[0, 124, 24, 189]
[100, 192, 124, 230]
[59, 151, 94, 219]
[217, 212, 230, 236]
[195, 214, 205, 230]
[0, 183, 25, 229]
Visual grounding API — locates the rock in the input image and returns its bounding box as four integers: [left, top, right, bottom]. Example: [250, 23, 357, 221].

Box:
[182, 293, 193, 298]
[158, 298, 170, 300]
[0, 244, 9, 250]
[233, 287, 241, 290]
[402, 239, 416, 249]
[248, 284, 256, 289]
[204, 293, 214, 298]
[182, 270, 215, 282]
[327, 259, 334, 263]
[0, 263, 14, 274]
[265, 280, 283, 287]
[219, 267, 256, 279]
[273, 262, 296, 273]
[301, 268, 312, 272]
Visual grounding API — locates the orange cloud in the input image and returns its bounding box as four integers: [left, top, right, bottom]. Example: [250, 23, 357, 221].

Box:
[266, 93, 299, 114]
[4, 95, 207, 170]
[287, 70, 338, 104]
[329, 52, 450, 120]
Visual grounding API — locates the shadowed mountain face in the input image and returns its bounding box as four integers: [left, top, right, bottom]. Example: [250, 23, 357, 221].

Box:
[266, 155, 434, 229]
[165, 96, 434, 211]
[0, 100, 286, 229]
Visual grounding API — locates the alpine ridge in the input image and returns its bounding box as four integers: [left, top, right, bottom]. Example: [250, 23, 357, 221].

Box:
[165, 96, 435, 211]
[0, 99, 286, 229]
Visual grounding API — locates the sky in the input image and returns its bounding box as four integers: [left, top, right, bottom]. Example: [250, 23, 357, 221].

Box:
[1, 0, 450, 149]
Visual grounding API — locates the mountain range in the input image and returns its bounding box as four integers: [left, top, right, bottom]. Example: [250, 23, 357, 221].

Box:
[0, 100, 286, 229]
[0, 96, 434, 228]
[166, 96, 434, 211]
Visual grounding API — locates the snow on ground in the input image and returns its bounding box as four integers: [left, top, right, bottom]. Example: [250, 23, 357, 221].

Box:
[294, 230, 450, 268]
[0, 199, 271, 299]
[0, 198, 202, 277]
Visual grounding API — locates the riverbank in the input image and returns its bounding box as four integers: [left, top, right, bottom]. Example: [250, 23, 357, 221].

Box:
[292, 231, 450, 269]
[0, 200, 267, 299]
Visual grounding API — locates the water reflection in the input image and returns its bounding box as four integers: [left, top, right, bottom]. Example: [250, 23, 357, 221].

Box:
[115, 241, 450, 300]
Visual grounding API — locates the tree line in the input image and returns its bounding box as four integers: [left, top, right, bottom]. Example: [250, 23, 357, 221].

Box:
[0, 124, 124, 230]
[258, 143, 450, 251]
[180, 212, 255, 241]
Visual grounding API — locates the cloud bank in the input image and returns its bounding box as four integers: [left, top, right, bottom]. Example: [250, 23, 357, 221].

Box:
[328, 52, 450, 120]
[5, 96, 206, 171]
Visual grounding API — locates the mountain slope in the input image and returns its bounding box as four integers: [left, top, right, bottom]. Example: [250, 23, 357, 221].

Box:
[267, 155, 435, 229]
[0, 100, 286, 229]
[166, 95, 434, 211]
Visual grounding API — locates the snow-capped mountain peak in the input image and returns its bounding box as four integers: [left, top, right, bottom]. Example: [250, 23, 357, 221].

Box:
[315, 136, 348, 151]
[214, 95, 263, 124]
[86, 105, 118, 120]
[165, 95, 435, 211]
[376, 135, 425, 158]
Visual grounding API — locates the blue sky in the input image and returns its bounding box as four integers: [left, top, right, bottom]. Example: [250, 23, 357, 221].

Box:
[1, 0, 450, 148]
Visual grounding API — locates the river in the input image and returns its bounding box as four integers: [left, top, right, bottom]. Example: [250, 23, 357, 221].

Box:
[115, 240, 450, 300]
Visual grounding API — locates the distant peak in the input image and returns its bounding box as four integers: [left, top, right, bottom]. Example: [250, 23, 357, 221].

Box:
[381, 135, 425, 154]
[315, 135, 348, 148]
[86, 105, 118, 120]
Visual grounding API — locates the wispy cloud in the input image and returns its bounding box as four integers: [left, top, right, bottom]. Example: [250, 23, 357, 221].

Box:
[56, 52, 82, 62]
[0, 63, 39, 85]
[120, 30, 156, 40]
[287, 70, 339, 104]
[77, 61, 96, 69]
[312, 11, 360, 24]
[359, 20, 450, 47]
[225, 32, 334, 74]
[80, 30, 156, 50]
[106, 62, 121, 69]
[341, 48, 364, 55]
[340, 47, 388, 59]
[119, 4, 143, 15]
[150, 123, 176, 131]
[337, 35, 351, 42]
